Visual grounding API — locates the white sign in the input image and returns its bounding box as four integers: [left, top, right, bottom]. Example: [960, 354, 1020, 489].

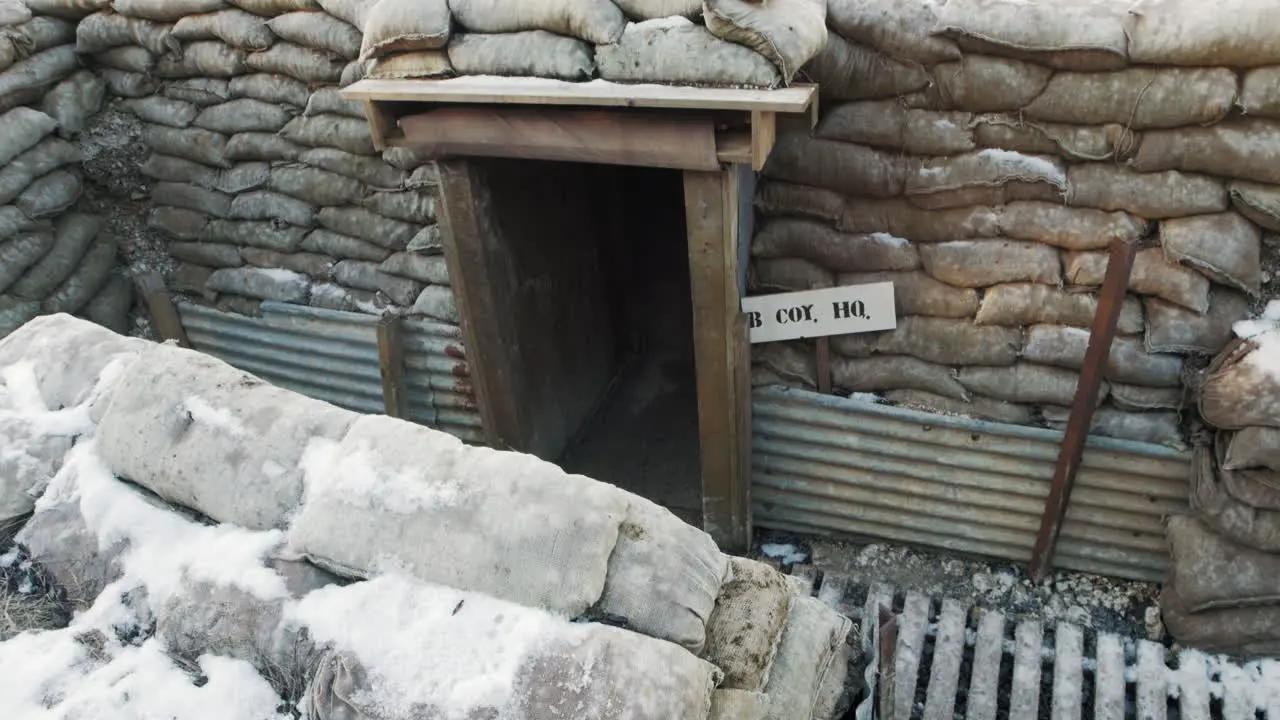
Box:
[742, 282, 897, 344]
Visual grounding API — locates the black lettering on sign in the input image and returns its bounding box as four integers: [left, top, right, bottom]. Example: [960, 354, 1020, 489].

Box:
[833, 300, 870, 320]
[801, 304, 816, 322]
[747, 311, 762, 329]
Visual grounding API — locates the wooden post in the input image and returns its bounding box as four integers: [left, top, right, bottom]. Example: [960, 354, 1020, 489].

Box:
[1029, 238, 1137, 582]
[684, 168, 751, 553]
[134, 271, 190, 348]
[816, 337, 832, 395]
[376, 314, 409, 418]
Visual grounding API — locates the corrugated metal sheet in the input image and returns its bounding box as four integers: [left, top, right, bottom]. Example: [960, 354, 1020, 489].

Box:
[177, 301, 484, 443]
[752, 386, 1190, 582]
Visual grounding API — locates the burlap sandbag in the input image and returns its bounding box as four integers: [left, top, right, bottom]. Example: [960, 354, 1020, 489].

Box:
[201, 219, 308, 252]
[1162, 580, 1280, 659]
[367, 49, 453, 79]
[332, 260, 422, 305]
[934, 0, 1129, 71]
[281, 113, 374, 155]
[226, 131, 305, 162]
[1126, 0, 1280, 68]
[840, 199, 1000, 244]
[1224, 427, 1280, 473]
[38, 235, 116, 315]
[837, 271, 978, 319]
[300, 147, 404, 189]
[97, 68, 157, 98]
[1025, 67, 1237, 130]
[0, 0, 30, 24]
[143, 124, 231, 168]
[884, 389, 1034, 424]
[0, 137, 80, 206]
[1159, 213, 1261, 296]
[10, 16, 78, 53]
[229, 0, 321, 14]
[112, 0, 227, 22]
[754, 342, 817, 389]
[703, 0, 826, 81]
[0, 107, 57, 167]
[1064, 247, 1210, 314]
[208, 266, 314, 302]
[832, 355, 969, 400]
[763, 596, 853, 720]
[449, 0, 625, 45]
[1145, 291, 1251, 355]
[1021, 326, 1183, 388]
[16, 169, 81, 220]
[975, 284, 1145, 335]
[268, 165, 367, 207]
[764, 132, 906, 198]
[596, 18, 781, 88]
[973, 116, 1137, 163]
[0, 207, 49, 242]
[143, 156, 269, 194]
[1133, 120, 1280, 187]
[1110, 383, 1183, 412]
[1190, 441, 1280, 553]
[409, 284, 457, 321]
[1229, 181, 1280, 233]
[85, 275, 134, 335]
[154, 41, 248, 78]
[317, 206, 419, 249]
[8, 212, 99, 301]
[301, 228, 389, 261]
[0, 46, 79, 111]
[170, 262, 215, 299]
[801, 31, 931, 101]
[1201, 336, 1280, 430]
[171, 241, 243, 268]
[817, 101, 975, 156]
[39, 71, 105, 138]
[999, 201, 1147, 251]
[148, 206, 208, 240]
[14, 499, 123, 608]
[162, 78, 232, 106]
[751, 218, 920, 273]
[246, 42, 345, 84]
[958, 363, 1108, 406]
[229, 73, 309, 108]
[446, 31, 594, 81]
[241, 249, 334, 278]
[1216, 438, 1280, 512]
[268, 11, 360, 59]
[711, 691, 767, 720]
[930, 54, 1052, 113]
[834, 315, 1022, 366]
[0, 297, 39, 337]
[362, 190, 434, 224]
[754, 257, 834, 291]
[94, 46, 157, 75]
[358, 0, 448, 60]
[904, 150, 1066, 211]
[611, 0, 700, 21]
[171, 9, 273, 51]
[303, 87, 364, 118]
[1042, 406, 1183, 447]
[229, 190, 316, 227]
[152, 181, 232, 218]
[1069, 164, 1228, 219]
[919, 239, 1061, 288]
[826, 0, 958, 65]
[1241, 67, 1280, 119]
[119, 96, 199, 128]
[702, 557, 790, 691]
[379, 253, 447, 285]
[193, 98, 296, 135]
[1167, 514, 1280, 614]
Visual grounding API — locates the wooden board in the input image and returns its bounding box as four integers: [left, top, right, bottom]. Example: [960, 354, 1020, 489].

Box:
[135, 271, 190, 348]
[342, 77, 817, 114]
[1010, 620, 1043, 717]
[967, 609, 1006, 720]
[1176, 650, 1211, 720]
[1136, 640, 1168, 720]
[1094, 633, 1127, 720]
[923, 598, 967, 720]
[892, 592, 932, 720]
[376, 314, 408, 418]
[1052, 623, 1084, 720]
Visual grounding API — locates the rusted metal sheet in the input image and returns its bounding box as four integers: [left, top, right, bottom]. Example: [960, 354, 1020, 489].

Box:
[177, 301, 483, 443]
[752, 386, 1190, 582]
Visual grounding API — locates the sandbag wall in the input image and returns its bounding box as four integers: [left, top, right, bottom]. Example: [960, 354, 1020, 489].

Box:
[750, 0, 1280, 449]
[0, 1, 129, 339]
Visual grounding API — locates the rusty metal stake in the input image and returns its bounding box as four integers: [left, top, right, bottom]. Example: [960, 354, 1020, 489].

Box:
[1029, 238, 1137, 583]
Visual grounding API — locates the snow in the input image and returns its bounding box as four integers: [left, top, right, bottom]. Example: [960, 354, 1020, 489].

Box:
[1242, 328, 1280, 384]
[869, 231, 910, 246]
[849, 392, 882, 404]
[629, 16, 694, 31]
[300, 437, 468, 515]
[761, 542, 809, 564]
[183, 396, 248, 439]
[975, 148, 1067, 184]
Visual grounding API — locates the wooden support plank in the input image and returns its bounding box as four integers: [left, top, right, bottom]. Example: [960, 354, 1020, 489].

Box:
[1176, 649, 1211, 720]
[750, 109, 776, 171]
[789, 563, 819, 596]
[816, 336, 832, 394]
[1029, 237, 1137, 582]
[376, 314, 409, 418]
[1220, 663, 1253, 720]
[967, 609, 1006, 720]
[1136, 640, 1167, 720]
[716, 131, 753, 165]
[892, 592, 932, 720]
[863, 582, 895, 653]
[816, 572, 851, 615]
[684, 168, 750, 552]
[135, 271, 190, 348]
[364, 100, 395, 152]
[1052, 623, 1084, 720]
[1010, 620, 1044, 718]
[1094, 633, 1127, 720]
[922, 598, 967, 720]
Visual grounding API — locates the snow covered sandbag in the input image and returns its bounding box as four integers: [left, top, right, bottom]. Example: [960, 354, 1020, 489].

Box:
[142, 124, 231, 168]
[904, 150, 1067, 210]
[0, 107, 58, 167]
[1126, 0, 1280, 68]
[1021, 327, 1184, 389]
[751, 218, 919, 273]
[1201, 335, 1280, 431]
[1042, 406, 1183, 447]
[203, 216, 308, 251]
[446, 31, 595, 81]
[836, 316, 1022, 367]
[0, 313, 146, 411]
[281, 113, 374, 155]
[378, 252, 448, 284]
[596, 18, 782, 88]
[958, 364, 1109, 407]
[288, 414, 629, 616]
[817, 101, 975, 156]
[832, 355, 970, 401]
[763, 132, 906, 197]
[1065, 247, 1211, 314]
[929, 54, 1052, 113]
[450, 0, 624, 45]
[826, 0, 959, 65]
[884, 389, 1035, 424]
[1190, 441, 1280, 552]
[302, 228, 392, 261]
[1025, 67, 1236, 130]
[229, 190, 317, 227]
[0, 137, 80, 207]
[358, 0, 449, 60]
[155, 40, 249, 78]
[76, 11, 179, 55]
[317, 206, 419, 248]
[1159, 213, 1261, 297]
[1134, 120, 1280, 188]
[240, 249, 335, 278]
[919, 239, 1061, 288]
[95, 344, 358, 530]
[39, 71, 105, 139]
[999, 202, 1147, 251]
[762, 596, 854, 720]
[14, 500, 124, 608]
[703, 0, 827, 81]
[229, 72, 310, 108]
[332, 260, 422, 305]
[974, 284, 1145, 335]
[267, 165, 367, 207]
[839, 271, 979, 319]
[0, 366, 76, 533]
[9, 212, 100, 301]
[934, 0, 1130, 71]
[298, 575, 721, 720]
[268, 11, 361, 59]
[802, 31, 931, 101]
[206, 266, 311, 302]
[246, 42, 346, 84]
[839, 198, 1001, 244]
[1145, 291, 1252, 356]
[702, 556, 791, 691]
[409, 284, 457, 322]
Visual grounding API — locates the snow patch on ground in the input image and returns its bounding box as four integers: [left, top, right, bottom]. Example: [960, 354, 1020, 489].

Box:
[761, 542, 809, 565]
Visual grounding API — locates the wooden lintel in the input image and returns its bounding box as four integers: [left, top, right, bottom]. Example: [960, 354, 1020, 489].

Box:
[816, 337, 832, 395]
[135, 271, 190, 348]
[376, 314, 409, 418]
[716, 131, 753, 165]
[750, 110, 776, 172]
[363, 100, 395, 152]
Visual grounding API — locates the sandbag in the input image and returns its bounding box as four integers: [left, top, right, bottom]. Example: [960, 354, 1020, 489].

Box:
[958, 363, 1108, 406]
[216, 294, 263, 315]
[836, 315, 1021, 366]
[763, 596, 854, 720]
[0, 373, 74, 526]
[999, 201, 1147, 251]
[446, 31, 594, 81]
[883, 389, 1034, 424]
[754, 182, 844, 224]
[112, 0, 227, 22]
[314, 0, 372, 26]
[301, 228, 392, 261]
[97, 343, 355, 530]
[171, 9, 274, 51]
[1043, 406, 1182, 447]
[309, 282, 379, 313]
[171, 262, 215, 299]
[268, 11, 360, 59]
[1160, 213, 1261, 296]
[1139, 118, 1280, 187]
[361, 189, 434, 224]
[1065, 247, 1210, 314]
[332, 260, 422, 305]
[288, 414, 629, 614]
[97, 68, 157, 98]
[1021, 326, 1183, 388]
[367, 49, 453, 79]
[299, 148, 404, 189]
[840, 199, 1001, 244]
[228, 0, 320, 13]
[0, 0, 30, 24]
[246, 42, 345, 83]
[0, 206, 49, 241]
[702, 557, 790, 691]
[450, 0, 624, 45]
[228, 72, 310, 108]
[1229, 181, 1280, 232]
[143, 156, 269, 194]
[154, 40, 247, 77]
[919, 240, 1061, 288]
[1027, 67, 1236, 130]
[754, 257, 833, 291]
[32, 73, 98, 141]
[838, 270, 978, 319]
[0, 46, 79, 110]
[754, 342, 816, 389]
[142, 123, 230, 168]
[0, 296, 40, 337]
[1200, 336, 1280, 430]
[170, 241, 243, 268]
[16, 169, 81, 219]
[826, 0, 958, 65]
[751, 218, 919, 273]
[317, 206, 418, 249]
[93, 45, 156, 74]
[1225, 427, 1280, 473]
[596, 18, 781, 88]
[0, 107, 57, 167]
[229, 190, 316, 227]
[268, 165, 366, 207]
[0, 234, 54, 295]
[281, 113, 373, 155]
[832, 355, 968, 400]
[612, 0, 700, 20]
[1241, 67, 1280, 119]
[975, 283, 1146, 335]
[802, 31, 931, 101]
[358, 0, 448, 59]
[201, 219, 308, 251]
[409, 284, 456, 321]
[1126, 0, 1280, 67]
[14, 500, 123, 608]
[225, 131, 304, 162]
[240, 248, 334, 277]
[703, 0, 826, 81]
[163, 77, 231, 106]
[930, 54, 1052, 113]
[148, 206, 209, 240]
[378, 253, 448, 285]
[1162, 579, 1280, 659]
[339, 57, 369, 85]
[1167, 514, 1280, 615]
[152, 181, 232, 218]
[904, 150, 1066, 210]
[973, 116, 1136, 163]
[0, 137, 80, 206]
[77, 11, 178, 55]
[1217, 442, 1280, 512]
[711, 691, 767, 720]
[764, 132, 906, 198]
[40, 236, 116, 315]
[934, 0, 1128, 71]
[1110, 383, 1183, 412]
[85, 275, 134, 335]
[0, 313, 147, 412]
[1068, 164, 1227, 219]
[1145, 292, 1252, 355]
[302, 86, 363, 118]
[1190, 441, 1280, 553]
[9, 212, 99, 300]
[817, 101, 975, 156]
[24, 0, 108, 21]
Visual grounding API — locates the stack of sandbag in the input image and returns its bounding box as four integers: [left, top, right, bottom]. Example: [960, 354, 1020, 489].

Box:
[0, 3, 126, 339]
[750, 0, 1280, 449]
[358, 0, 827, 88]
[67, 332, 856, 719]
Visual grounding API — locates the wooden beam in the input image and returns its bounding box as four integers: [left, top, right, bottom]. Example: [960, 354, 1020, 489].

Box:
[1029, 238, 1137, 582]
[376, 314, 409, 418]
[134, 271, 190, 348]
[684, 167, 751, 552]
[750, 110, 776, 172]
[816, 337, 832, 395]
[363, 100, 395, 152]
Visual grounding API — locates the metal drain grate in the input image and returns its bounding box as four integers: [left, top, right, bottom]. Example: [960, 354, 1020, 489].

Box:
[787, 566, 1280, 720]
